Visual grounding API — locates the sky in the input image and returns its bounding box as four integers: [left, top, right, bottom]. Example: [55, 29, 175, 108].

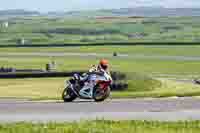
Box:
[0, 0, 200, 12]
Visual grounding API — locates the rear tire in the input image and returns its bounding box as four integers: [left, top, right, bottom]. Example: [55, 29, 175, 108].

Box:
[62, 86, 77, 102]
[93, 85, 110, 102]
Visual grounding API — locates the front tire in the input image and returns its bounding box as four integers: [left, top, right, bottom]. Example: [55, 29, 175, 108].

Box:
[62, 86, 77, 102]
[93, 86, 110, 102]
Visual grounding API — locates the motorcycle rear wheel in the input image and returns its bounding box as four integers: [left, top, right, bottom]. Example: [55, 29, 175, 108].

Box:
[62, 86, 77, 102]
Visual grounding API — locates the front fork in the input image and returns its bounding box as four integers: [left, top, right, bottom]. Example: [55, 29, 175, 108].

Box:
[65, 80, 79, 96]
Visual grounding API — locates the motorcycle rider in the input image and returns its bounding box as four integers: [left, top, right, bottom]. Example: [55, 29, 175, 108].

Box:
[74, 59, 112, 91]
[89, 59, 111, 77]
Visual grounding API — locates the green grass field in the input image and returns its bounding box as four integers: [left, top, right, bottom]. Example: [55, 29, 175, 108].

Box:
[1, 120, 200, 133]
[0, 77, 199, 100]
[1, 46, 200, 99]
[0, 56, 200, 76]
[1, 45, 200, 76]
[1, 16, 200, 99]
[1, 16, 200, 44]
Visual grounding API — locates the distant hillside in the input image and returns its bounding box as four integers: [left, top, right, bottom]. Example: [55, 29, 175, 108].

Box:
[109, 7, 200, 17]
[0, 9, 40, 16]
[2, 8, 200, 17]
[60, 7, 200, 17]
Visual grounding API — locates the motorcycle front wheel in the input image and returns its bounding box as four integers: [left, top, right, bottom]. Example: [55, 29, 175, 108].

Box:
[93, 86, 110, 102]
[62, 86, 77, 102]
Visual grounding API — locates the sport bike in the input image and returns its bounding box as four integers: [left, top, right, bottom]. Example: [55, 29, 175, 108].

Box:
[62, 72, 112, 102]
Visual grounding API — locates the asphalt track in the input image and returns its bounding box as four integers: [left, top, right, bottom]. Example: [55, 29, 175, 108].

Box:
[1, 52, 200, 61]
[1, 97, 200, 123]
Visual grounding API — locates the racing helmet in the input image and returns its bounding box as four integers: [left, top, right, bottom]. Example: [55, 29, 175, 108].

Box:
[99, 59, 109, 70]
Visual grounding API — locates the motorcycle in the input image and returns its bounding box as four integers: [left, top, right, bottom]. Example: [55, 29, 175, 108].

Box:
[62, 72, 112, 102]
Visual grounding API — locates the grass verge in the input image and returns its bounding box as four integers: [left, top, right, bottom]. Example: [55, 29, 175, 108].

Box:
[112, 79, 200, 98]
[1, 56, 200, 75]
[1, 120, 200, 133]
[0, 77, 200, 100]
